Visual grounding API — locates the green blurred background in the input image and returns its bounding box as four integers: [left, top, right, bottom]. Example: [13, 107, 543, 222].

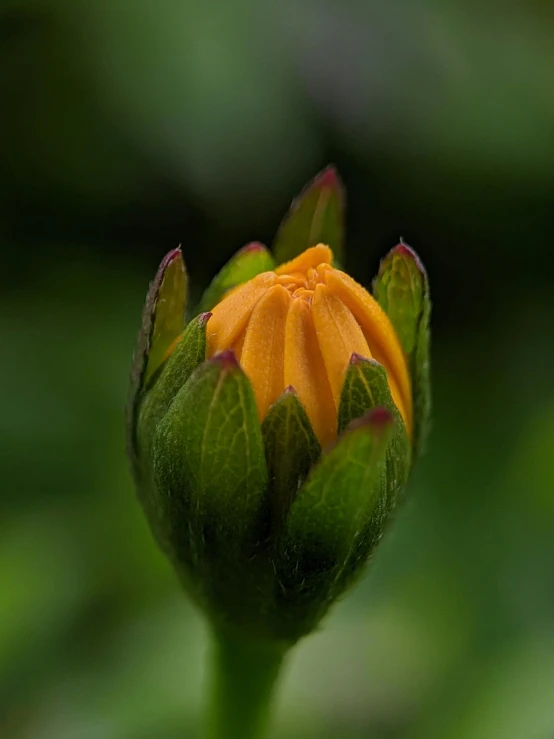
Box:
[2, 1, 554, 737]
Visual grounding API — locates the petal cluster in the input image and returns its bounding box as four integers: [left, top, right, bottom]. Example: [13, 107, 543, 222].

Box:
[206, 245, 412, 446]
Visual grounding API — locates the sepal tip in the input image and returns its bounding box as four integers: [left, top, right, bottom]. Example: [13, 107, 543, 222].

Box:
[390, 240, 426, 275]
[312, 164, 342, 191]
[237, 241, 268, 255]
[349, 406, 394, 434]
[211, 349, 239, 370]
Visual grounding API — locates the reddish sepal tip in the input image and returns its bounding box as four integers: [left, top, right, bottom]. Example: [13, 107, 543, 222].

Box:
[392, 241, 425, 273]
[347, 406, 393, 435]
[212, 349, 239, 370]
[314, 164, 340, 188]
[395, 243, 413, 257]
[237, 241, 267, 256]
[349, 352, 374, 366]
[367, 406, 394, 429]
[166, 245, 182, 260]
[158, 247, 183, 272]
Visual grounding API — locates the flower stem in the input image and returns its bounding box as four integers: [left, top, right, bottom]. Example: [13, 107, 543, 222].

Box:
[206, 627, 288, 739]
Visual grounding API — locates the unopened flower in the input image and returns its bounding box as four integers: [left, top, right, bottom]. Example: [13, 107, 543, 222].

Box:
[127, 167, 431, 643]
[206, 244, 411, 447]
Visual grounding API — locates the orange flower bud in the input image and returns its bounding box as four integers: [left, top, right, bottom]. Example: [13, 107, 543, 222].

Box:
[206, 245, 412, 446]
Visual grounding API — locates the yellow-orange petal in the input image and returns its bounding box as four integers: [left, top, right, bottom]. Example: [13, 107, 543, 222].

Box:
[206, 272, 276, 356]
[284, 298, 336, 447]
[231, 327, 247, 362]
[311, 283, 372, 407]
[275, 244, 332, 276]
[323, 268, 412, 431]
[240, 284, 291, 420]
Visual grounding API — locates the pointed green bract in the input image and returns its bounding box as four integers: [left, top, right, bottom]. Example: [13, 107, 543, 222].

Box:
[153, 351, 268, 550]
[126, 248, 187, 478]
[373, 243, 426, 355]
[145, 249, 188, 386]
[152, 352, 269, 618]
[138, 312, 210, 462]
[373, 243, 431, 458]
[338, 356, 398, 434]
[275, 409, 393, 635]
[339, 355, 411, 510]
[135, 313, 210, 546]
[261, 388, 321, 525]
[197, 242, 276, 314]
[272, 166, 345, 265]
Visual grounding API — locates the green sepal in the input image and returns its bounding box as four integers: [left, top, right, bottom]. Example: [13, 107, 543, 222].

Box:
[272, 166, 345, 266]
[373, 242, 431, 459]
[275, 408, 394, 636]
[152, 351, 269, 619]
[134, 312, 210, 549]
[339, 354, 411, 508]
[196, 242, 276, 314]
[137, 312, 210, 463]
[144, 249, 188, 387]
[261, 388, 321, 525]
[126, 247, 187, 479]
[338, 355, 400, 433]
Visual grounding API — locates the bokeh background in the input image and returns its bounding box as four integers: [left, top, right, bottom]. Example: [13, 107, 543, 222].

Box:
[2, 1, 554, 737]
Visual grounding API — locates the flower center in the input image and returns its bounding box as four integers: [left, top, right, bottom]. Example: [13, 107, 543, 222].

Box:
[275, 264, 331, 303]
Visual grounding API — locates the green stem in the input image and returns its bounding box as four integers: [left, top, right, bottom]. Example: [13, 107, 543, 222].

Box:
[206, 627, 288, 739]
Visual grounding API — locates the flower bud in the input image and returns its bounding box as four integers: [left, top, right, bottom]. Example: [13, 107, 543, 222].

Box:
[127, 168, 431, 643]
[205, 244, 412, 447]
